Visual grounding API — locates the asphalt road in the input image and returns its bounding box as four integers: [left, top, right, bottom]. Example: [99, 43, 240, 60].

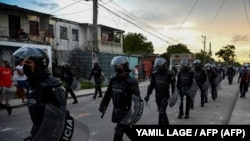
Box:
[0, 76, 239, 141]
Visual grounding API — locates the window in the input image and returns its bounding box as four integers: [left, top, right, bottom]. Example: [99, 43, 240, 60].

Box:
[60, 26, 67, 39]
[45, 24, 54, 38]
[72, 29, 79, 41]
[29, 21, 39, 35]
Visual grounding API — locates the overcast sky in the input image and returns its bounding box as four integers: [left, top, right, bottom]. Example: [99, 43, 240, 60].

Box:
[1, 0, 250, 63]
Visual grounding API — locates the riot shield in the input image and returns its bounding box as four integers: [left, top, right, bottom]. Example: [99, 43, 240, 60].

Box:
[202, 77, 210, 91]
[71, 78, 80, 91]
[214, 75, 221, 90]
[202, 77, 210, 98]
[120, 95, 144, 125]
[168, 86, 179, 107]
[32, 104, 89, 141]
[187, 79, 199, 97]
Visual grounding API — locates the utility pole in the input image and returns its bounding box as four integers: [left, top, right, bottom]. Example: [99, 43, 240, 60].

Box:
[209, 42, 211, 63]
[93, 0, 98, 63]
[201, 35, 206, 65]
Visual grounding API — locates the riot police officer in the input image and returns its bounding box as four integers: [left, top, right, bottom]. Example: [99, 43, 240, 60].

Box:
[193, 59, 207, 107]
[13, 46, 67, 140]
[226, 65, 235, 84]
[88, 62, 104, 99]
[205, 63, 218, 100]
[61, 62, 78, 104]
[144, 57, 175, 125]
[99, 56, 143, 141]
[177, 58, 194, 119]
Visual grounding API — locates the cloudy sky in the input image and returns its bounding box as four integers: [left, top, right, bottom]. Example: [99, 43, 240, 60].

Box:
[1, 0, 250, 63]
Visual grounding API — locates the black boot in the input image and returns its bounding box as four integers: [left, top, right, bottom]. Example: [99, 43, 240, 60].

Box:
[184, 114, 189, 119]
[7, 106, 12, 115]
[72, 100, 78, 104]
[178, 112, 183, 119]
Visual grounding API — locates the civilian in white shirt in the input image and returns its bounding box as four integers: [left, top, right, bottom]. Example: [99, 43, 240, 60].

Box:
[15, 59, 27, 103]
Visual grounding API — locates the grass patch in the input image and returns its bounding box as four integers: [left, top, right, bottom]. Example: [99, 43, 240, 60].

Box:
[80, 81, 95, 89]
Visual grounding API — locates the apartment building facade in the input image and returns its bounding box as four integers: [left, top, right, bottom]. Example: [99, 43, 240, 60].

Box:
[0, 2, 128, 78]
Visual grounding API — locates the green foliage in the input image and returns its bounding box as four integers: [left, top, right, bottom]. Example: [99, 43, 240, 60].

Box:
[167, 43, 191, 54]
[80, 81, 95, 89]
[79, 81, 108, 89]
[161, 43, 191, 64]
[123, 32, 154, 55]
[194, 50, 214, 64]
[215, 45, 236, 63]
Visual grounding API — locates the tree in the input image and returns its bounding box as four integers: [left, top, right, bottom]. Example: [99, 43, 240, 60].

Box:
[123, 32, 154, 55]
[215, 45, 236, 64]
[161, 43, 191, 62]
[194, 50, 214, 65]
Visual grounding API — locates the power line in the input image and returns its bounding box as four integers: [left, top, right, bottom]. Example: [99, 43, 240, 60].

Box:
[243, 0, 250, 30]
[51, 0, 84, 14]
[176, 0, 199, 33]
[205, 0, 226, 33]
[105, 1, 179, 43]
[98, 4, 171, 44]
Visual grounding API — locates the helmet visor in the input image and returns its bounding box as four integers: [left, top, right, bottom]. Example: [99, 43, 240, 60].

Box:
[111, 56, 127, 66]
[154, 58, 166, 67]
[13, 46, 43, 61]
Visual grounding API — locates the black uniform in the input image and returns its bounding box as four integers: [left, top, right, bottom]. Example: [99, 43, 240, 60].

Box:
[206, 68, 217, 100]
[194, 67, 207, 106]
[177, 67, 194, 119]
[99, 73, 141, 141]
[13, 46, 68, 140]
[145, 68, 175, 125]
[62, 65, 78, 104]
[89, 64, 103, 99]
[27, 70, 67, 139]
[226, 66, 235, 84]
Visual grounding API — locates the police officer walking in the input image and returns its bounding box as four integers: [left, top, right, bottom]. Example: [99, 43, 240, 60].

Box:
[205, 63, 218, 100]
[13, 46, 67, 140]
[177, 58, 194, 119]
[226, 65, 235, 85]
[89, 62, 104, 99]
[62, 62, 78, 104]
[193, 59, 208, 107]
[99, 56, 143, 141]
[144, 57, 175, 125]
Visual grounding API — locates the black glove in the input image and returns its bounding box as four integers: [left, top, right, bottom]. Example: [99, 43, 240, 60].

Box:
[144, 95, 149, 102]
[99, 106, 106, 113]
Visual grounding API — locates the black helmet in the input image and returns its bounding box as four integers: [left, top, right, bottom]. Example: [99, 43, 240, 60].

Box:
[205, 63, 211, 69]
[180, 58, 189, 67]
[61, 61, 70, 68]
[94, 62, 99, 67]
[211, 63, 216, 69]
[13, 46, 49, 69]
[154, 57, 166, 68]
[193, 59, 201, 65]
[111, 56, 129, 70]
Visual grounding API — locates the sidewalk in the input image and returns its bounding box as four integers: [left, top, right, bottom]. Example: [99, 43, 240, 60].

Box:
[7, 81, 150, 108]
[228, 87, 250, 124]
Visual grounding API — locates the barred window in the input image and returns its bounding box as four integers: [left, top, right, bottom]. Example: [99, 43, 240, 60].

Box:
[72, 29, 79, 41]
[45, 24, 54, 38]
[60, 26, 67, 39]
[29, 21, 39, 35]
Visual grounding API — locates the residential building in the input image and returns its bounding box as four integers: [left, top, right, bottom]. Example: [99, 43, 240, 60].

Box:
[0, 2, 126, 78]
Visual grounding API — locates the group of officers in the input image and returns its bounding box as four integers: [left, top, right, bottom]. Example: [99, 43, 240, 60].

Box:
[10, 45, 239, 141]
[145, 57, 236, 122]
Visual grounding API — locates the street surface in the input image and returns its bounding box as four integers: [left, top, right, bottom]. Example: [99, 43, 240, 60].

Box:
[0, 75, 241, 141]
